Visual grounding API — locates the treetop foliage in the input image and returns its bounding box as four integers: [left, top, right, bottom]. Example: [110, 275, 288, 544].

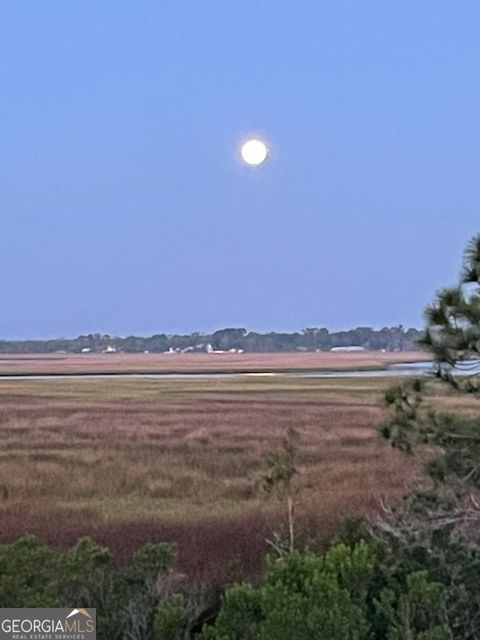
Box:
[421, 234, 480, 379]
[382, 234, 480, 491]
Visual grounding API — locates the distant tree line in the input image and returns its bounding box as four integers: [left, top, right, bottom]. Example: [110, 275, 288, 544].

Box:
[0, 325, 421, 354]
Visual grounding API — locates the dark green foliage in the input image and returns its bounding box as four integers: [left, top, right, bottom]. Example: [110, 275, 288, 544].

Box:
[375, 571, 451, 640]
[381, 238, 480, 489]
[201, 543, 453, 640]
[419, 233, 480, 394]
[369, 493, 480, 640]
[57, 537, 113, 606]
[381, 237, 480, 486]
[0, 535, 60, 607]
[129, 542, 176, 581]
[0, 535, 186, 640]
[153, 595, 190, 640]
[382, 378, 480, 487]
[381, 378, 426, 454]
[202, 544, 373, 640]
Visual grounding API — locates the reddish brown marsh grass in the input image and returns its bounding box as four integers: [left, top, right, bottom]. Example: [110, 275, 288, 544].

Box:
[0, 374, 445, 582]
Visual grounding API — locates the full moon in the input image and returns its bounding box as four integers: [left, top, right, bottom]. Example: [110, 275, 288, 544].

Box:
[240, 138, 268, 166]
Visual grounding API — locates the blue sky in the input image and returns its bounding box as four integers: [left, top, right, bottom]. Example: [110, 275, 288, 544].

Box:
[1, 2, 479, 338]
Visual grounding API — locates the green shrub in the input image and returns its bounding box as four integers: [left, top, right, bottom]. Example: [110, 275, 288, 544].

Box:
[202, 544, 373, 640]
[129, 541, 176, 582]
[0, 535, 59, 607]
[375, 571, 451, 640]
[0, 536, 178, 640]
[201, 541, 458, 640]
[153, 594, 190, 640]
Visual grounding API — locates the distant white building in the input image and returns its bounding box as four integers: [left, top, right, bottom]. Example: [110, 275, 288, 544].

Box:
[80, 348, 91, 353]
[102, 345, 117, 354]
[204, 344, 243, 354]
[330, 346, 365, 352]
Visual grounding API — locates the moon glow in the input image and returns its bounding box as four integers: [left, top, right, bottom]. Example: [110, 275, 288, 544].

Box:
[240, 138, 268, 166]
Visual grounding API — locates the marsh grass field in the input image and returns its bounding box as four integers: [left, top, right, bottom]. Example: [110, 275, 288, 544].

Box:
[0, 353, 467, 583]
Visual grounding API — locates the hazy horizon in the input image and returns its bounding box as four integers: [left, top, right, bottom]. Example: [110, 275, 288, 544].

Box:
[2, 2, 479, 340]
